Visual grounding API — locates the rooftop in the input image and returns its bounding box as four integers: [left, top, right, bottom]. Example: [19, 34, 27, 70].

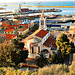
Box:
[35, 30, 48, 38]
[4, 34, 17, 40]
[20, 24, 28, 27]
[17, 27, 28, 31]
[0, 34, 17, 44]
[7, 25, 19, 28]
[5, 28, 14, 32]
[43, 36, 57, 48]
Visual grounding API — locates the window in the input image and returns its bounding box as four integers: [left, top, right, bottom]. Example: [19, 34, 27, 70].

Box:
[38, 47, 40, 53]
[21, 33, 22, 35]
[32, 47, 34, 54]
[41, 20, 44, 25]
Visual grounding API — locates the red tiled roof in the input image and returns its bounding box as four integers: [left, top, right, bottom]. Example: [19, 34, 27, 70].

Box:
[20, 24, 28, 27]
[70, 29, 73, 30]
[21, 8, 29, 10]
[43, 36, 57, 48]
[0, 34, 2, 37]
[12, 25, 19, 27]
[2, 21, 9, 26]
[2, 24, 9, 27]
[4, 34, 17, 40]
[5, 28, 14, 32]
[7, 25, 19, 28]
[35, 30, 48, 38]
[7, 25, 12, 28]
[21, 8, 32, 12]
[23, 47, 27, 50]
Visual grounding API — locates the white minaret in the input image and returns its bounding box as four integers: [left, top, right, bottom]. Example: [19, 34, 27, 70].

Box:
[74, 37, 75, 46]
[39, 10, 47, 30]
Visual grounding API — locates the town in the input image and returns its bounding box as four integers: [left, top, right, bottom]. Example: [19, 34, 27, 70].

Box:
[0, 1, 75, 75]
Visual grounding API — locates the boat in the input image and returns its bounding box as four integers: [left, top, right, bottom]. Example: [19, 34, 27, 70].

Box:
[58, 18, 71, 23]
[53, 8, 62, 12]
[46, 14, 57, 19]
[66, 14, 72, 17]
[21, 8, 33, 13]
[14, 4, 62, 14]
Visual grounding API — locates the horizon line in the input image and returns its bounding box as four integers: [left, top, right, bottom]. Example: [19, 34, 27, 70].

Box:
[0, 0, 75, 3]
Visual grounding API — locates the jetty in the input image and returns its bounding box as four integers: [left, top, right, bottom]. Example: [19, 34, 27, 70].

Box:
[0, 12, 13, 16]
[7, 5, 75, 8]
[0, 7, 6, 10]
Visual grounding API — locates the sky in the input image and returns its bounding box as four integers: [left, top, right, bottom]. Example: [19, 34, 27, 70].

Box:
[0, 0, 75, 3]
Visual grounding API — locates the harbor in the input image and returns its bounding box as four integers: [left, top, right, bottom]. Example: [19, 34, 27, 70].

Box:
[0, 1, 75, 75]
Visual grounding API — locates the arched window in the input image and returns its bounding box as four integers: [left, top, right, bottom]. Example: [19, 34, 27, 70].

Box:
[32, 47, 34, 54]
[38, 47, 40, 53]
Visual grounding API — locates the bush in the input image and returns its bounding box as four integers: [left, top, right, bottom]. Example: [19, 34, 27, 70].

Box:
[0, 67, 29, 75]
[0, 41, 28, 67]
[69, 61, 75, 74]
[31, 64, 69, 75]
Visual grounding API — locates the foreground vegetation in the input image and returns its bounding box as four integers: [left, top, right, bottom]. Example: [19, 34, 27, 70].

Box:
[0, 62, 75, 75]
[49, 34, 75, 64]
[0, 39, 28, 67]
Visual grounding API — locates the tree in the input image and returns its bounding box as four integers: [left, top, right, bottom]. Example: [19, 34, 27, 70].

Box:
[0, 41, 28, 67]
[18, 42, 24, 49]
[0, 43, 14, 67]
[31, 22, 38, 31]
[49, 52, 57, 64]
[55, 34, 75, 64]
[11, 50, 28, 66]
[56, 34, 72, 56]
[11, 39, 18, 45]
[11, 39, 24, 49]
[70, 42, 75, 53]
[35, 53, 48, 68]
[49, 52, 65, 64]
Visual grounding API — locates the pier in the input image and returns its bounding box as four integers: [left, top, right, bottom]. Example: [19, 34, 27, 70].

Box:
[7, 5, 75, 8]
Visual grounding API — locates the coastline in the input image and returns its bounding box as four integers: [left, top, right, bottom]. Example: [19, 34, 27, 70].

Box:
[7, 5, 75, 8]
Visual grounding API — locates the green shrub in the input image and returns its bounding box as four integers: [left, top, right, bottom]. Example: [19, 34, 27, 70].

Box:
[69, 61, 75, 75]
[31, 64, 69, 75]
[0, 67, 30, 75]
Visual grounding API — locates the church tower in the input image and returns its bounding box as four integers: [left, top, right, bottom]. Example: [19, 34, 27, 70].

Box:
[74, 37, 75, 46]
[39, 10, 47, 30]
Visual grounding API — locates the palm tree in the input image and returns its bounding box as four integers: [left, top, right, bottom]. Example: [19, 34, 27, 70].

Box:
[35, 53, 48, 68]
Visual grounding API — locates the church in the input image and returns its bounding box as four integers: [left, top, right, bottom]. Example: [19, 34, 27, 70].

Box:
[22, 10, 57, 58]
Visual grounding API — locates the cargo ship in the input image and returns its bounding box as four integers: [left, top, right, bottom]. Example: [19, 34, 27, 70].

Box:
[12, 4, 62, 14]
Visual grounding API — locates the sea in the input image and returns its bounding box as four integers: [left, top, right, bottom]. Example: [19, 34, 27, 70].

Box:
[0, 1, 75, 15]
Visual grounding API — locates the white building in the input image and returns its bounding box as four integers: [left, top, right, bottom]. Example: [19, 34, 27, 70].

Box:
[22, 10, 57, 58]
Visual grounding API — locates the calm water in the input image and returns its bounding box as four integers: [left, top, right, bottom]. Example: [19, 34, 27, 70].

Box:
[0, 1, 75, 15]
